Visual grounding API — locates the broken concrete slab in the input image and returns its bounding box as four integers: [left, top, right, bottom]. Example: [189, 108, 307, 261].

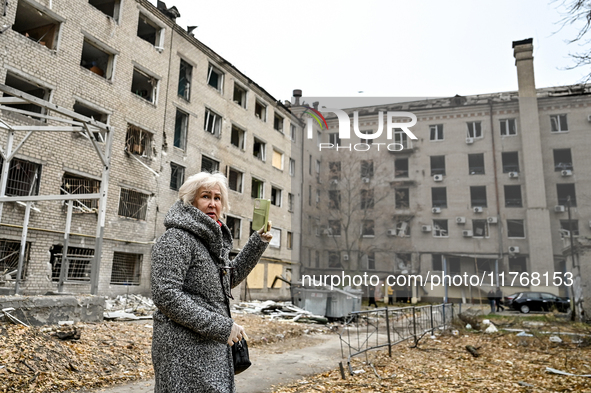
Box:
[0, 295, 105, 326]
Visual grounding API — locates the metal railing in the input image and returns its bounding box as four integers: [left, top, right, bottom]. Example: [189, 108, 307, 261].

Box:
[339, 303, 454, 376]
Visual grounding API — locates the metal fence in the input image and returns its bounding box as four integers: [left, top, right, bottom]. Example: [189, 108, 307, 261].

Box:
[339, 303, 454, 376]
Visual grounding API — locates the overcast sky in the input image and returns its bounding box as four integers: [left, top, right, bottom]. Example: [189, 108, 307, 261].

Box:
[152, 0, 588, 101]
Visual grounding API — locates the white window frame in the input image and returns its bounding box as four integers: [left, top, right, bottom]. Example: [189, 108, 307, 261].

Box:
[466, 121, 483, 139]
[253, 137, 266, 161]
[255, 100, 267, 122]
[204, 108, 222, 137]
[228, 167, 244, 193]
[429, 124, 444, 141]
[137, 12, 165, 49]
[500, 118, 517, 136]
[271, 186, 282, 207]
[233, 82, 247, 108]
[289, 158, 295, 177]
[207, 63, 224, 92]
[550, 114, 568, 133]
[433, 220, 448, 238]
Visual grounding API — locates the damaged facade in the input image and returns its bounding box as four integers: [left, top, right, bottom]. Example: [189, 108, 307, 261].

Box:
[0, 0, 300, 298]
[298, 39, 591, 305]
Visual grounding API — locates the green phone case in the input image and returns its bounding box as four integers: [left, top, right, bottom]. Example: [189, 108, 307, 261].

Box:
[252, 199, 270, 233]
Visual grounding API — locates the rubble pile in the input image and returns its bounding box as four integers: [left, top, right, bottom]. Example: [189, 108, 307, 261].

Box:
[232, 300, 329, 324]
[103, 294, 156, 321]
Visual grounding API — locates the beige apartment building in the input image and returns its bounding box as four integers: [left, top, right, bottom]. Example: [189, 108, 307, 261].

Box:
[298, 39, 590, 303]
[0, 0, 301, 298]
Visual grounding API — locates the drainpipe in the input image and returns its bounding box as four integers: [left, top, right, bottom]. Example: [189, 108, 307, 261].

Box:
[489, 99, 503, 287]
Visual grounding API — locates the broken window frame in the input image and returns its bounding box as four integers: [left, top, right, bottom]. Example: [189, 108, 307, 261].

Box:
[50, 245, 94, 282]
[466, 121, 483, 139]
[550, 114, 568, 133]
[230, 125, 246, 150]
[169, 162, 185, 191]
[253, 137, 266, 161]
[273, 112, 284, 133]
[117, 187, 150, 221]
[470, 186, 487, 207]
[395, 157, 409, 178]
[328, 190, 340, 210]
[502, 151, 519, 173]
[507, 219, 525, 238]
[557, 183, 577, 207]
[233, 83, 247, 108]
[80, 37, 116, 80]
[131, 67, 158, 104]
[207, 63, 224, 92]
[471, 219, 489, 238]
[559, 220, 579, 238]
[173, 109, 189, 150]
[137, 12, 164, 48]
[430, 155, 446, 176]
[395, 188, 410, 209]
[433, 219, 448, 238]
[251, 177, 264, 198]
[0, 239, 30, 281]
[328, 219, 342, 236]
[124, 123, 152, 158]
[88, 0, 121, 22]
[504, 185, 522, 207]
[204, 108, 222, 137]
[12, 0, 62, 50]
[110, 252, 142, 285]
[226, 216, 242, 239]
[360, 189, 375, 210]
[201, 155, 219, 173]
[431, 187, 447, 208]
[254, 100, 267, 122]
[361, 220, 375, 237]
[429, 124, 444, 141]
[0, 157, 42, 197]
[177, 59, 192, 101]
[553, 148, 573, 171]
[395, 220, 411, 237]
[228, 167, 243, 193]
[271, 186, 282, 207]
[61, 172, 101, 212]
[500, 118, 517, 136]
[73, 101, 109, 142]
[3, 72, 52, 117]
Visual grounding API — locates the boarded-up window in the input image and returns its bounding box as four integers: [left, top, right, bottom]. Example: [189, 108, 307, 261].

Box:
[272, 149, 283, 170]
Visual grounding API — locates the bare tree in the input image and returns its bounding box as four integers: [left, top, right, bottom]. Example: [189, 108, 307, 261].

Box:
[556, 0, 591, 79]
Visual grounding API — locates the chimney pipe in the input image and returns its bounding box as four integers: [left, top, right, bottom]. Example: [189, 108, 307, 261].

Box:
[513, 38, 535, 97]
[293, 89, 302, 106]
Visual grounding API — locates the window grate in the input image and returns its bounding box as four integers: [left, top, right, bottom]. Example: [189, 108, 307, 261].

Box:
[118, 188, 149, 220]
[61, 174, 100, 212]
[0, 157, 41, 197]
[50, 245, 94, 282]
[125, 124, 152, 157]
[110, 252, 142, 285]
[0, 240, 30, 281]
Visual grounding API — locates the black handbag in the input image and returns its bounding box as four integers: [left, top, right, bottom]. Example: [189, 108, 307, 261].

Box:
[220, 266, 252, 375]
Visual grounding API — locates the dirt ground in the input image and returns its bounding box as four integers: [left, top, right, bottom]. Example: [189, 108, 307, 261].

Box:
[273, 316, 591, 393]
[0, 313, 331, 393]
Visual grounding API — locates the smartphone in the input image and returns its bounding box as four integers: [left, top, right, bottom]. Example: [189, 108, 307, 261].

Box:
[252, 198, 270, 233]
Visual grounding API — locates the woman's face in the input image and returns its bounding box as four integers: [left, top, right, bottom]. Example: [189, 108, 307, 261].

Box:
[192, 185, 222, 222]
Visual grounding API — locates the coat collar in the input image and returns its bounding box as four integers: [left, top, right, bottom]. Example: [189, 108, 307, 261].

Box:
[164, 200, 233, 264]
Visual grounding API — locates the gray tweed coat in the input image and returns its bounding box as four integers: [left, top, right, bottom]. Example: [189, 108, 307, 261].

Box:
[151, 200, 268, 392]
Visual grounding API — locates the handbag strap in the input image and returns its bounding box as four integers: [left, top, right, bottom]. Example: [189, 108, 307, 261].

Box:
[219, 267, 233, 317]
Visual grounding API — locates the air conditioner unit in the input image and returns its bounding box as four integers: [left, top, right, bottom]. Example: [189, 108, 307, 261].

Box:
[466, 137, 474, 144]
[322, 229, 332, 235]
[473, 206, 483, 213]
[343, 254, 349, 261]
[387, 229, 397, 236]
[508, 246, 520, 254]
[330, 179, 339, 185]
[561, 169, 573, 177]
[462, 230, 473, 237]
[362, 177, 370, 183]
[433, 174, 443, 182]
[554, 205, 566, 213]
[456, 216, 466, 224]
[421, 225, 432, 232]
[397, 222, 408, 237]
[487, 216, 498, 224]
[508, 172, 519, 179]
[432, 207, 441, 214]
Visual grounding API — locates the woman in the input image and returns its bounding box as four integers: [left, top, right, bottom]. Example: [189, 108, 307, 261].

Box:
[151, 171, 272, 392]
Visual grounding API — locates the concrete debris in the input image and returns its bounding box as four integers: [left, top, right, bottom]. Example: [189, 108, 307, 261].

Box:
[549, 336, 563, 343]
[545, 367, 591, 377]
[103, 294, 155, 320]
[231, 300, 328, 324]
[516, 331, 534, 337]
[484, 324, 498, 334]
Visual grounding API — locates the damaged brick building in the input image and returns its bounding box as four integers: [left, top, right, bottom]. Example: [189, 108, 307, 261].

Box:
[0, 0, 302, 297]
